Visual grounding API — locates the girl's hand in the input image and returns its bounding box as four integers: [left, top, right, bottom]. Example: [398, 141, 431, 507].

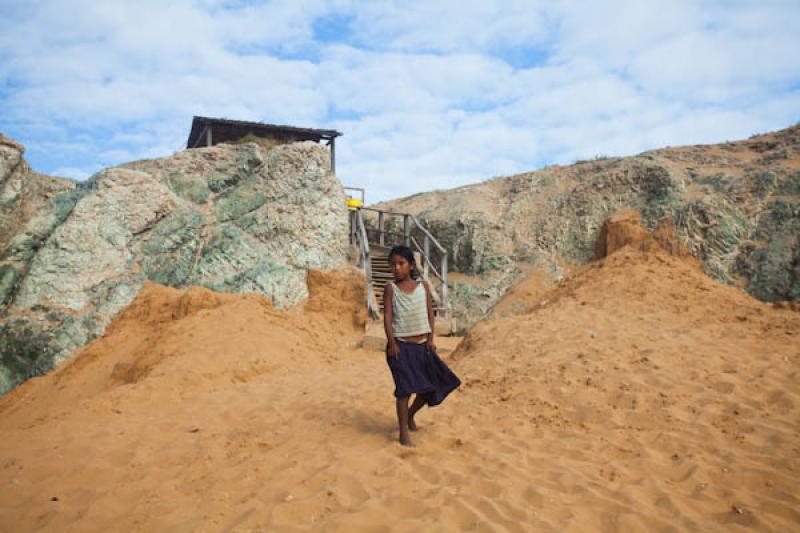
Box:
[387, 340, 400, 359]
[426, 334, 436, 353]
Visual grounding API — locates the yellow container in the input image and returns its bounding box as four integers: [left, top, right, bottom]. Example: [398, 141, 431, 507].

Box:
[346, 198, 364, 210]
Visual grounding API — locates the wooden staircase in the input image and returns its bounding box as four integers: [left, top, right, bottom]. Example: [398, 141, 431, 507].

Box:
[350, 206, 449, 320]
[369, 245, 446, 316]
[370, 245, 393, 309]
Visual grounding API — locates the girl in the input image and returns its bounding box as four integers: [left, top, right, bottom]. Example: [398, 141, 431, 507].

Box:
[383, 245, 461, 447]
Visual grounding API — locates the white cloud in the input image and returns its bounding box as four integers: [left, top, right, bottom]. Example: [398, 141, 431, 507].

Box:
[346, 0, 552, 53]
[98, 149, 134, 166]
[51, 166, 95, 180]
[320, 46, 515, 115]
[0, 1, 798, 203]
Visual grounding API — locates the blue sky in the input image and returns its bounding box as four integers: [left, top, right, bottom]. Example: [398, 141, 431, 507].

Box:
[1, 0, 799, 202]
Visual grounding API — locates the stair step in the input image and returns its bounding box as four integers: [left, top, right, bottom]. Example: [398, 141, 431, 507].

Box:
[354, 218, 449, 318]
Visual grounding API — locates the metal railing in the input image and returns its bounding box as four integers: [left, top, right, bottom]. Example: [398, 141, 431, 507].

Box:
[344, 186, 365, 204]
[350, 208, 380, 318]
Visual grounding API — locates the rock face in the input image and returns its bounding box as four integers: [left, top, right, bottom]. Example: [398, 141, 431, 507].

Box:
[0, 137, 348, 394]
[371, 125, 800, 327]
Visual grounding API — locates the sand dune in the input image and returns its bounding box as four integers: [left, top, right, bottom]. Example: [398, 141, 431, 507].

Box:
[1, 232, 799, 531]
[452, 246, 800, 531]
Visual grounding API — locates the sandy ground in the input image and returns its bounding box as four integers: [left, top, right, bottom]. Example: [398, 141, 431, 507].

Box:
[1, 230, 799, 531]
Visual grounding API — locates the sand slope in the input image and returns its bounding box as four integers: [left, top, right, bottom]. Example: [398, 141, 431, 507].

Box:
[1, 246, 799, 531]
[452, 246, 799, 531]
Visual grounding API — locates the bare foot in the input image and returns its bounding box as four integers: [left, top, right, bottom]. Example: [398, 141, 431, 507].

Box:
[408, 415, 418, 432]
[399, 434, 415, 447]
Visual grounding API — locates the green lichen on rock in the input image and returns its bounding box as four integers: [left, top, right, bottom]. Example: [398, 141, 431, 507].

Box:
[216, 189, 268, 223]
[198, 224, 246, 260]
[740, 199, 800, 301]
[636, 165, 684, 223]
[0, 264, 17, 304]
[751, 171, 777, 197]
[446, 262, 524, 332]
[674, 196, 748, 283]
[0, 320, 56, 393]
[694, 172, 730, 193]
[140, 207, 206, 286]
[1, 183, 90, 265]
[477, 255, 512, 276]
[167, 172, 210, 204]
[51, 188, 83, 223]
[207, 145, 261, 192]
[421, 216, 499, 276]
[226, 261, 306, 303]
[49, 315, 91, 362]
[208, 172, 242, 193]
[192, 225, 308, 306]
[775, 171, 800, 196]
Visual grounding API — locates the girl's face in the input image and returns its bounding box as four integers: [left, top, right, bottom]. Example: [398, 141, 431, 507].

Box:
[389, 254, 412, 281]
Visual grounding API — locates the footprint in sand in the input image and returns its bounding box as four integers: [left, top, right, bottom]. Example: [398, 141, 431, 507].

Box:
[710, 382, 735, 394]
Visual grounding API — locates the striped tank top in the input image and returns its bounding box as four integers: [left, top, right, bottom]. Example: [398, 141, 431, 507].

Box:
[390, 281, 431, 337]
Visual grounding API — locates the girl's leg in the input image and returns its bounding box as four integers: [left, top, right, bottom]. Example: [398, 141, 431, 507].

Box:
[408, 395, 427, 431]
[395, 396, 414, 446]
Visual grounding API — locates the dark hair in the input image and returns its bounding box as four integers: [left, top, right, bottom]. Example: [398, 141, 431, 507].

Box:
[388, 245, 419, 278]
[388, 245, 415, 265]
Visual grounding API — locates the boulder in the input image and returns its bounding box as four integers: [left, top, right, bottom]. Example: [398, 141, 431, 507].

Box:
[0, 137, 348, 394]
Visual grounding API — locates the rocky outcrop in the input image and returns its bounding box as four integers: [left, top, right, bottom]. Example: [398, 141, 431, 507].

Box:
[0, 137, 348, 394]
[372, 125, 800, 327]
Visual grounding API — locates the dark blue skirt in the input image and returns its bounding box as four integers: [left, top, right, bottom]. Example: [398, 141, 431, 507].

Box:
[386, 340, 461, 406]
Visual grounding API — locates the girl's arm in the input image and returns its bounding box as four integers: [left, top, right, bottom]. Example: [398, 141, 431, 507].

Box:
[384, 283, 399, 358]
[423, 280, 436, 351]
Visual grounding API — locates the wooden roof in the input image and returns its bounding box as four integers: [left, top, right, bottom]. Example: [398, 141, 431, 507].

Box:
[186, 116, 342, 149]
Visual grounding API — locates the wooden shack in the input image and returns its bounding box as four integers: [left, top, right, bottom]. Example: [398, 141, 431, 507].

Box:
[186, 116, 342, 172]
